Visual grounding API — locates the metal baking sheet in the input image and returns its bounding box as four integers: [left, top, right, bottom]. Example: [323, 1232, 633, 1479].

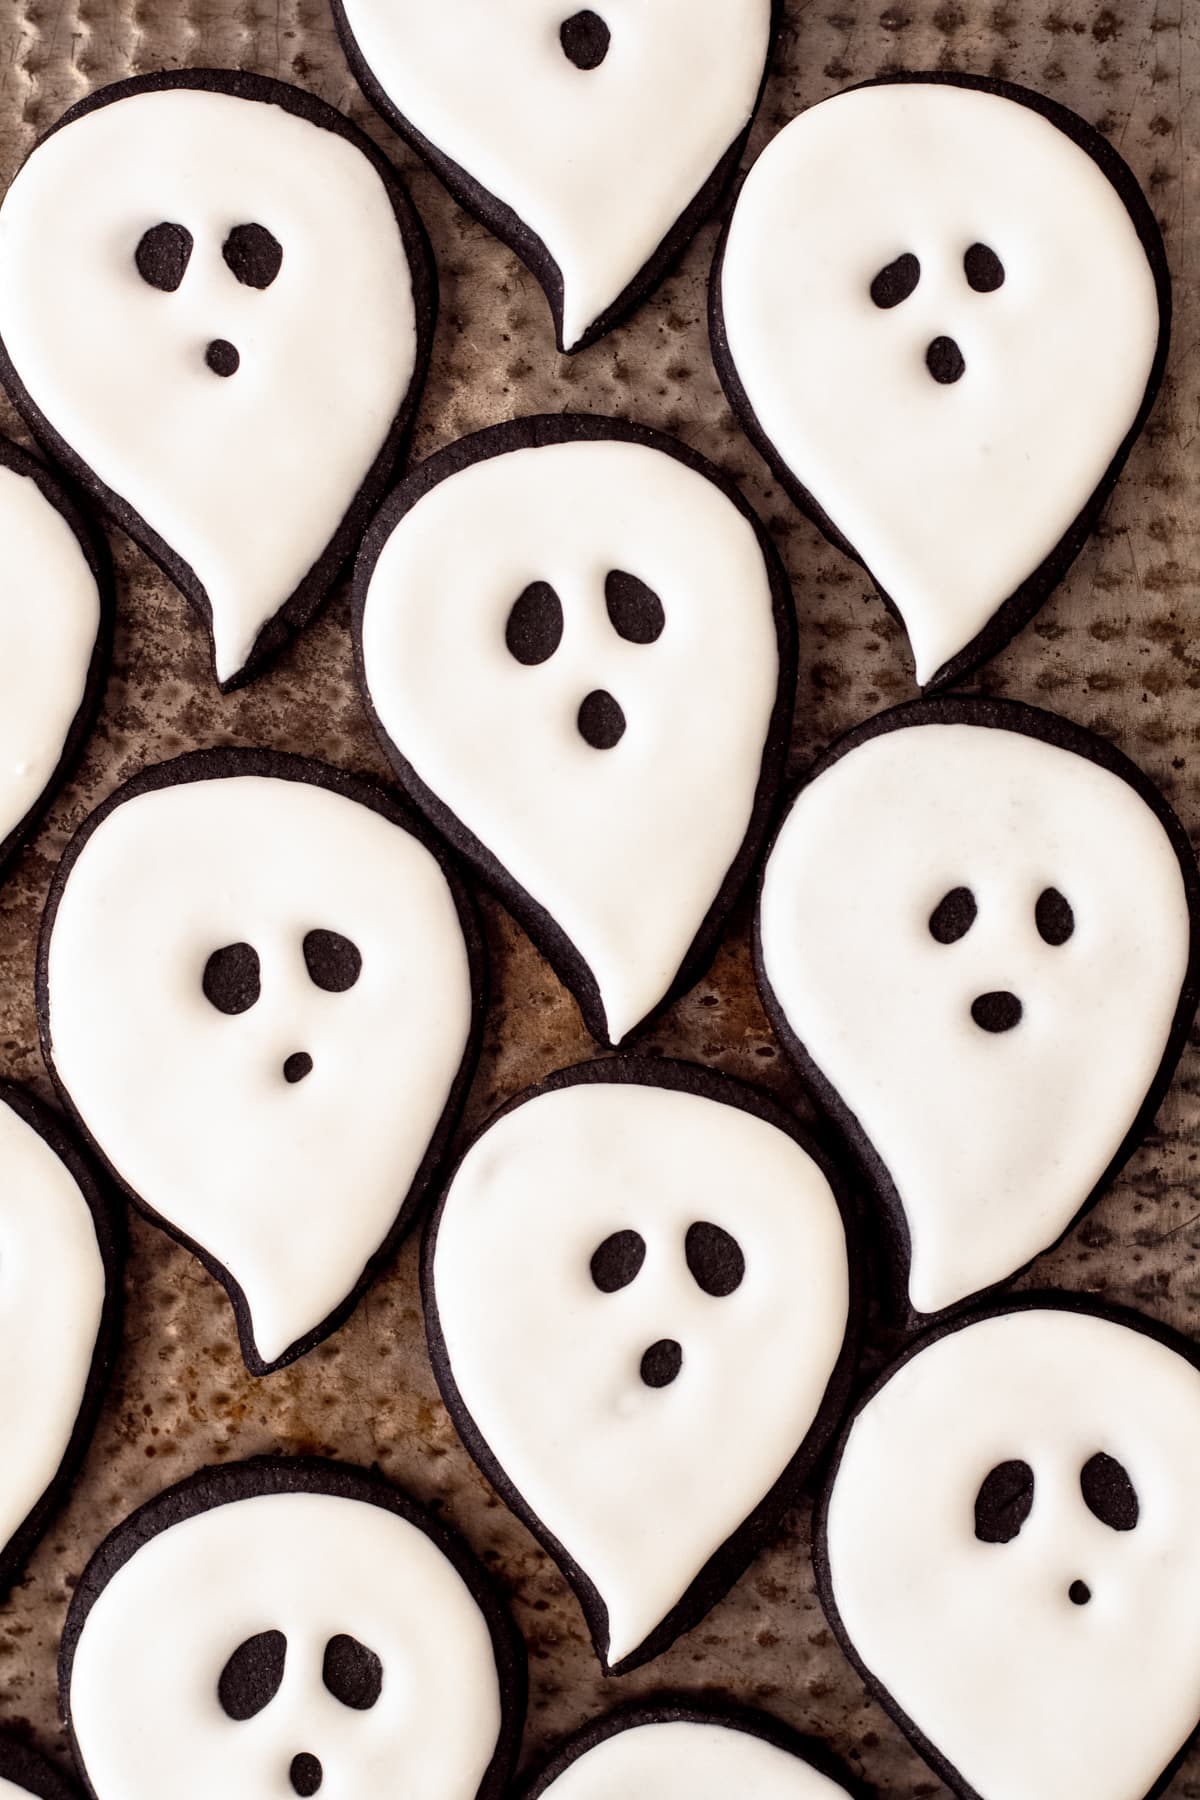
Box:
[0, 1, 1195, 1793]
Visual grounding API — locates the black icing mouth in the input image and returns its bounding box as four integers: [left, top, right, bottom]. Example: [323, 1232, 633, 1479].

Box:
[577, 688, 626, 750]
[1069, 1580, 1092, 1607]
[971, 991, 1022, 1033]
[926, 335, 965, 384]
[206, 338, 240, 377]
[283, 1052, 313, 1084]
[290, 1752, 322, 1796]
[640, 1338, 682, 1388]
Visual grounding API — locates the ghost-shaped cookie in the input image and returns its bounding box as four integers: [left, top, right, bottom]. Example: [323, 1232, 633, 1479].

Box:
[818, 1298, 1200, 1800]
[333, 0, 772, 353]
[0, 1738, 82, 1800]
[426, 1060, 857, 1674]
[39, 749, 481, 1375]
[0, 440, 110, 878]
[0, 70, 432, 691]
[714, 73, 1169, 688]
[0, 1084, 117, 1597]
[355, 415, 794, 1047]
[62, 1459, 524, 1800]
[525, 1705, 863, 1800]
[757, 697, 1199, 1319]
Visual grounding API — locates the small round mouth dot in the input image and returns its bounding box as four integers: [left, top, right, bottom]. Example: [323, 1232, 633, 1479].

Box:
[1069, 1580, 1092, 1607]
[577, 688, 626, 750]
[640, 1338, 682, 1389]
[283, 1052, 313, 1084]
[971, 990, 1023, 1033]
[926, 335, 966, 384]
[290, 1753, 323, 1797]
[206, 338, 240, 377]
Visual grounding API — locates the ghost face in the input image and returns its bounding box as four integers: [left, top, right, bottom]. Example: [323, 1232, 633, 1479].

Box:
[0, 74, 426, 688]
[41, 754, 477, 1375]
[717, 76, 1164, 686]
[530, 1714, 856, 1800]
[821, 1304, 1200, 1800]
[64, 1465, 516, 1800]
[357, 421, 787, 1047]
[428, 1065, 853, 1672]
[334, 0, 771, 351]
[758, 705, 1196, 1316]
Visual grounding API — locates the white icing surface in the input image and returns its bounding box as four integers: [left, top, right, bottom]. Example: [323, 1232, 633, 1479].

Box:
[0, 462, 100, 852]
[0, 1782, 41, 1799]
[720, 81, 1161, 684]
[68, 1486, 504, 1799]
[760, 720, 1191, 1315]
[0, 84, 418, 686]
[432, 1077, 850, 1668]
[337, 0, 770, 350]
[825, 1308, 1200, 1800]
[0, 1095, 105, 1566]
[360, 435, 780, 1046]
[45, 771, 472, 1369]
[538, 1719, 852, 1797]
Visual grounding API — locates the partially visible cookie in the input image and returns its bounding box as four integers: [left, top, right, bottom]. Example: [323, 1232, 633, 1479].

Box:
[425, 1058, 859, 1674]
[39, 750, 482, 1376]
[0, 440, 110, 881]
[355, 414, 795, 1048]
[714, 73, 1169, 688]
[757, 696, 1200, 1320]
[525, 1702, 868, 1798]
[0, 70, 434, 690]
[0, 1082, 119, 1600]
[333, 0, 774, 353]
[0, 1739, 81, 1800]
[60, 1458, 525, 1800]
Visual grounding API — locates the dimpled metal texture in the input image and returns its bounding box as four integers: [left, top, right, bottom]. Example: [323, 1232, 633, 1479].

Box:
[0, 3, 1196, 1796]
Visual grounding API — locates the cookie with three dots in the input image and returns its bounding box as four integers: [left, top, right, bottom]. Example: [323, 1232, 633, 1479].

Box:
[817, 1296, 1200, 1800]
[0, 1083, 119, 1599]
[713, 73, 1170, 688]
[524, 1701, 871, 1799]
[354, 413, 796, 1048]
[0, 1739, 82, 1800]
[756, 696, 1200, 1321]
[38, 749, 482, 1376]
[60, 1458, 524, 1800]
[332, 0, 775, 353]
[424, 1058, 859, 1674]
[0, 69, 434, 691]
[0, 439, 111, 883]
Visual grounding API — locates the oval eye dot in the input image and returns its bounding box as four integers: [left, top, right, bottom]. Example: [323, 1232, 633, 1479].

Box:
[685, 1221, 745, 1297]
[218, 1629, 287, 1720]
[223, 222, 284, 289]
[974, 1459, 1035, 1544]
[135, 221, 193, 292]
[322, 1634, 383, 1711]
[303, 929, 362, 994]
[1036, 887, 1075, 947]
[929, 887, 977, 945]
[590, 1229, 645, 1293]
[605, 570, 665, 644]
[1081, 1451, 1139, 1532]
[965, 241, 1005, 293]
[560, 10, 610, 69]
[505, 581, 564, 666]
[203, 942, 261, 1014]
[870, 251, 920, 309]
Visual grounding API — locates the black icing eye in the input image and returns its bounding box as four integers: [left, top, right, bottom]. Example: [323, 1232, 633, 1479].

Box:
[1036, 887, 1075, 947]
[685, 1221, 745, 1297]
[560, 10, 610, 69]
[135, 221, 193, 292]
[965, 242, 1005, 293]
[203, 942, 261, 1014]
[223, 222, 284, 289]
[506, 582, 563, 666]
[974, 1460, 1035, 1544]
[322, 1634, 383, 1710]
[218, 1630, 286, 1720]
[605, 571, 665, 645]
[1081, 1452, 1139, 1532]
[578, 689, 626, 750]
[870, 251, 920, 309]
[303, 929, 362, 994]
[929, 887, 976, 945]
[590, 1229, 646, 1293]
